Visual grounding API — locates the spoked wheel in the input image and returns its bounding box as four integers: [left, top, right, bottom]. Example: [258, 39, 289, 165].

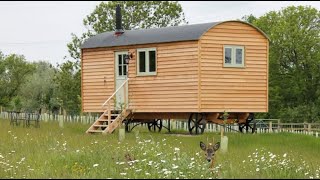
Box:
[148, 119, 163, 132]
[239, 113, 256, 133]
[188, 113, 206, 135]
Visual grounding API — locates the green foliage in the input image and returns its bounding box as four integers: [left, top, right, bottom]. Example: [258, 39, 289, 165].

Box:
[10, 96, 23, 111]
[67, 1, 188, 60]
[18, 61, 58, 112]
[243, 6, 320, 122]
[54, 60, 81, 115]
[0, 53, 35, 108]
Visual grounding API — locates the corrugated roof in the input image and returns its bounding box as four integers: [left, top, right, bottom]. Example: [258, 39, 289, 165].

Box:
[80, 21, 270, 49]
[80, 22, 219, 49]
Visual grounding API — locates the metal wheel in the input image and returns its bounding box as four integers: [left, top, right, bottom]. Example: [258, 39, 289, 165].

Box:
[148, 119, 163, 132]
[239, 113, 256, 133]
[188, 113, 206, 135]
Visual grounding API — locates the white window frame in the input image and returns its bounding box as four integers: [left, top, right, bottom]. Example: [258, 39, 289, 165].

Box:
[137, 48, 157, 76]
[223, 45, 245, 68]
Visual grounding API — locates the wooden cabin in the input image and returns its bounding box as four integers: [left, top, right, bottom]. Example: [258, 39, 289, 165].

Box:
[81, 7, 269, 135]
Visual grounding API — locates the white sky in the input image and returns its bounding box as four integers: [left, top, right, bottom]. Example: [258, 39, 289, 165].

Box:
[0, 1, 319, 66]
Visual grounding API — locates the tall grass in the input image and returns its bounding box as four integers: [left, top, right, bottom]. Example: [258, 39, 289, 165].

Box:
[0, 119, 319, 179]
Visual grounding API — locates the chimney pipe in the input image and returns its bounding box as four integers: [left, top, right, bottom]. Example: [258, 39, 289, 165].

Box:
[115, 4, 124, 36]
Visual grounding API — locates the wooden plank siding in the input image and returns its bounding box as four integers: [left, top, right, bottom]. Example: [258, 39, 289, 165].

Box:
[81, 49, 115, 112]
[128, 41, 199, 112]
[199, 21, 268, 112]
[82, 41, 200, 113]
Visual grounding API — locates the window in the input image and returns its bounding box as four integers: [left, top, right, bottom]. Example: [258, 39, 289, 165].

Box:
[117, 53, 127, 76]
[137, 48, 156, 75]
[223, 45, 245, 67]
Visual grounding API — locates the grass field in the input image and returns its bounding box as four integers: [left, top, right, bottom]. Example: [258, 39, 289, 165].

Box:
[0, 119, 319, 179]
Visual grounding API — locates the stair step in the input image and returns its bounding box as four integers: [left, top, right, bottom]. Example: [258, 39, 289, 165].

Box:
[103, 114, 119, 117]
[93, 125, 109, 127]
[87, 130, 104, 133]
[98, 119, 115, 122]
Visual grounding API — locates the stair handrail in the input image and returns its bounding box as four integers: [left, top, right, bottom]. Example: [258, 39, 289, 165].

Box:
[101, 78, 129, 127]
[102, 78, 129, 107]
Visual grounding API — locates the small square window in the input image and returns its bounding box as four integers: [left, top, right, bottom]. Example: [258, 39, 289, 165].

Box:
[137, 48, 157, 76]
[224, 46, 245, 67]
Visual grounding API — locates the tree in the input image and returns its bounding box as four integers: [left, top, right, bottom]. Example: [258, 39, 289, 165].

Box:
[67, 1, 187, 60]
[0, 53, 35, 108]
[242, 6, 320, 122]
[18, 61, 58, 113]
[242, 14, 257, 24]
[54, 60, 81, 116]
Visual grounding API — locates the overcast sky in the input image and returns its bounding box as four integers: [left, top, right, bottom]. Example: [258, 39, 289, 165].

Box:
[0, 1, 319, 66]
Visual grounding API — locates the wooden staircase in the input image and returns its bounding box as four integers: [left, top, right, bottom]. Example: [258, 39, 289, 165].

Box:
[86, 109, 131, 134]
[86, 78, 130, 134]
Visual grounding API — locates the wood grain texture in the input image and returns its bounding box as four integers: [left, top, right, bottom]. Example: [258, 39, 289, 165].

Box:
[199, 21, 268, 113]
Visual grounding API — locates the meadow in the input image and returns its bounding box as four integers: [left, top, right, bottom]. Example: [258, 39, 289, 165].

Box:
[0, 119, 320, 179]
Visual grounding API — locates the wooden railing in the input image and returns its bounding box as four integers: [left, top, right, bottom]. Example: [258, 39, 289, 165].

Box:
[102, 78, 129, 125]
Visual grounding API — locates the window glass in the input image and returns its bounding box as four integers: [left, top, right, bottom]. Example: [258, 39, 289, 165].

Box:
[236, 48, 243, 64]
[149, 51, 156, 72]
[123, 65, 127, 75]
[225, 48, 232, 64]
[118, 65, 122, 76]
[118, 54, 122, 65]
[139, 51, 146, 72]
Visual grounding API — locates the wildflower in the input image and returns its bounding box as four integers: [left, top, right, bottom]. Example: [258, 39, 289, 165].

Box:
[256, 168, 260, 172]
[76, 150, 80, 153]
[161, 160, 166, 163]
[283, 153, 287, 158]
[162, 168, 168, 172]
[191, 158, 194, 161]
[93, 164, 99, 167]
[173, 165, 179, 169]
[120, 172, 127, 176]
[174, 147, 180, 151]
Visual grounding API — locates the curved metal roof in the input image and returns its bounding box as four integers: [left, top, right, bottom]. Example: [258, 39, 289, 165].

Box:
[81, 20, 269, 49]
